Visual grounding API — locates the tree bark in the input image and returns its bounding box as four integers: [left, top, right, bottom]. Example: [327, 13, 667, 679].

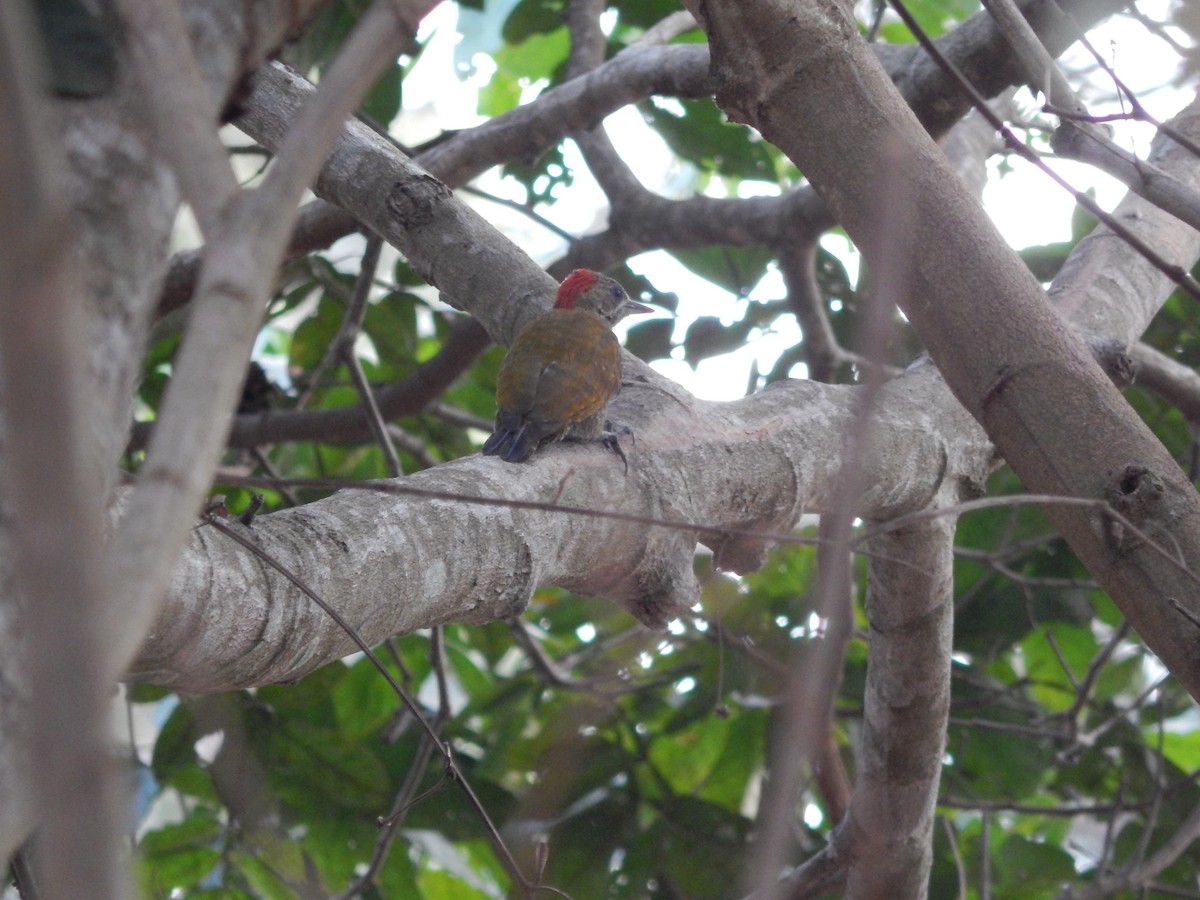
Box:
[685, 0, 1200, 705]
[0, 0, 343, 868]
[1, 0, 1189, 892]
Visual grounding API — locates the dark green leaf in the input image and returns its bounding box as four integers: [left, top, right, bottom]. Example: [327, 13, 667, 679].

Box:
[625, 317, 674, 362]
[641, 98, 780, 181]
[501, 144, 573, 205]
[139, 816, 221, 855]
[669, 246, 774, 296]
[479, 28, 568, 116]
[502, 0, 566, 43]
[136, 846, 222, 895]
[995, 834, 1076, 888]
[360, 58, 404, 127]
[683, 316, 750, 368]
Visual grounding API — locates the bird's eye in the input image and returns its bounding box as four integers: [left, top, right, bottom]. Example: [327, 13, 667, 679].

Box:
[610, 286, 623, 299]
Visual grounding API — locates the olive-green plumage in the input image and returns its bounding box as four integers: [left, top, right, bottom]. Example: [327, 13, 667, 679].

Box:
[482, 269, 651, 463]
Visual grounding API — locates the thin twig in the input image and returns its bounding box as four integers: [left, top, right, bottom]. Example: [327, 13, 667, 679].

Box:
[460, 184, 579, 243]
[298, 233, 385, 408]
[1059, 620, 1131, 723]
[888, 0, 1200, 302]
[111, 0, 239, 233]
[334, 634, 453, 899]
[1067, 26, 1200, 159]
[980, 0, 1088, 116]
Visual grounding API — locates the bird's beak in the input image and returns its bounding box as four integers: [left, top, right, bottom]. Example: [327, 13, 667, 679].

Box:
[624, 299, 654, 316]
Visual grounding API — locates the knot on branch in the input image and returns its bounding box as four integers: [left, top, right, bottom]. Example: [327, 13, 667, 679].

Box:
[1104, 465, 1168, 554]
[1109, 465, 1165, 517]
[386, 174, 452, 231]
[1088, 339, 1137, 388]
[603, 525, 700, 629]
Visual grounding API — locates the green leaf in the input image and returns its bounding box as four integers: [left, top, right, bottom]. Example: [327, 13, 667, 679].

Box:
[669, 246, 774, 296]
[138, 818, 223, 895]
[628, 796, 751, 896]
[363, 291, 420, 376]
[501, 144, 573, 205]
[268, 718, 391, 812]
[331, 655, 402, 738]
[610, 0, 688, 30]
[649, 707, 765, 811]
[126, 683, 173, 704]
[479, 28, 569, 117]
[876, 0, 979, 41]
[1093, 653, 1141, 701]
[502, 0, 566, 43]
[1019, 624, 1098, 713]
[409, 832, 505, 898]
[140, 816, 221, 855]
[281, 1, 357, 71]
[137, 846, 222, 895]
[1071, 191, 1099, 241]
[360, 58, 403, 127]
[995, 834, 1076, 889]
[696, 708, 767, 810]
[151, 702, 197, 781]
[1019, 241, 1073, 282]
[1156, 728, 1200, 772]
[950, 716, 1051, 800]
[375, 835, 423, 895]
[641, 98, 780, 181]
[649, 715, 734, 795]
[683, 316, 751, 368]
[478, 70, 521, 119]
[231, 851, 299, 900]
[625, 317, 674, 363]
[290, 288, 348, 373]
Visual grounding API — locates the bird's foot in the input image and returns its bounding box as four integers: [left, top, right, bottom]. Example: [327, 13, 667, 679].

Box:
[601, 421, 634, 474]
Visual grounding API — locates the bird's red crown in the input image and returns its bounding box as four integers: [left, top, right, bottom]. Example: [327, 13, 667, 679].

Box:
[554, 269, 599, 309]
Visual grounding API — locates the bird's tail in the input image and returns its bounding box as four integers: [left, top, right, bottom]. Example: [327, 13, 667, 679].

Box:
[482, 422, 537, 462]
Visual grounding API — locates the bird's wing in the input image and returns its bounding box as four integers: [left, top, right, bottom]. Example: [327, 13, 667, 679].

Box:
[528, 354, 620, 424]
[495, 311, 622, 424]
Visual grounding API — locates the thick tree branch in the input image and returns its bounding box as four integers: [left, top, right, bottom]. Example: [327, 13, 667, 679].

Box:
[1050, 92, 1200, 345]
[130, 367, 987, 689]
[980, 0, 1088, 117]
[0, 4, 124, 892]
[1050, 116, 1200, 237]
[106, 0, 430, 686]
[880, 0, 1127, 136]
[113, 0, 241, 234]
[0, 0, 359, 868]
[142, 0, 1133, 456]
[238, 61, 567, 346]
[1129, 343, 1200, 424]
[685, 0, 1200, 706]
[158, 0, 1123, 324]
[832, 514, 956, 898]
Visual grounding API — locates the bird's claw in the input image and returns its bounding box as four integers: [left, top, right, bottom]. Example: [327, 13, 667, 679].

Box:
[601, 421, 633, 474]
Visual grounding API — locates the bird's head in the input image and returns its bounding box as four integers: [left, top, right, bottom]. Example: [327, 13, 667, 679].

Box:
[554, 269, 653, 327]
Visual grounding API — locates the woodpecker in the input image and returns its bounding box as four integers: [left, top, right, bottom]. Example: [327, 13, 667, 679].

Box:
[482, 269, 652, 468]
